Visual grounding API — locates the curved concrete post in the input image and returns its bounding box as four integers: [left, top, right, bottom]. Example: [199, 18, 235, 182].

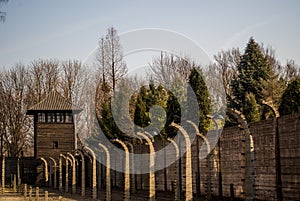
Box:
[228, 108, 255, 201]
[171, 123, 193, 201]
[99, 143, 111, 201]
[113, 139, 130, 201]
[187, 120, 211, 147]
[137, 132, 156, 201]
[134, 137, 144, 190]
[187, 120, 212, 200]
[40, 157, 49, 183]
[67, 152, 76, 194]
[59, 155, 63, 193]
[144, 132, 155, 142]
[67, 157, 73, 166]
[262, 100, 280, 118]
[187, 120, 211, 152]
[85, 146, 97, 199]
[212, 115, 224, 198]
[60, 154, 69, 193]
[167, 138, 180, 201]
[125, 141, 136, 193]
[76, 149, 85, 196]
[167, 138, 179, 159]
[49, 157, 57, 189]
[262, 101, 283, 200]
[47, 158, 52, 188]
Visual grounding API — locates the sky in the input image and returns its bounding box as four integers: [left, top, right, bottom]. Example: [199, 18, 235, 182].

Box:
[0, 1, 300, 71]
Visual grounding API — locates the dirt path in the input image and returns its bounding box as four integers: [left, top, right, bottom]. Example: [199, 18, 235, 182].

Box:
[0, 188, 176, 201]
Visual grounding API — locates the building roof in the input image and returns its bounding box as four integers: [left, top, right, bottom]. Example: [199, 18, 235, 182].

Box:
[26, 90, 81, 114]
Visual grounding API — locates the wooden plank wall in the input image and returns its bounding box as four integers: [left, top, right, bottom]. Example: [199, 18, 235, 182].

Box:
[36, 123, 75, 158]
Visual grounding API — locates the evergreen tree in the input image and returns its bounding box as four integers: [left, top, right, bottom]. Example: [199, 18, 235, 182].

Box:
[165, 91, 181, 137]
[111, 79, 135, 137]
[134, 86, 150, 129]
[279, 77, 300, 115]
[164, 78, 186, 138]
[231, 37, 272, 122]
[188, 67, 211, 133]
[133, 84, 168, 135]
[96, 81, 123, 139]
[147, 84, 168, 135]
[244, 92, 261, 122]
[98, 97, 115, 139]
[261, 70, 286, 118]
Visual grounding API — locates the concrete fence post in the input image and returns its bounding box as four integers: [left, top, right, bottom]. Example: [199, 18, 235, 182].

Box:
[17, 158, 21, 191]
[113, 139, 130, 201]
[99, 143, 111, 201]
[40, 157, 49, 186]
[65, 157, 69, 193]
[35, 187, 39, 201]
[60, 154, 69, 193]
[59, 155, 62, 193]
[67, 152, 76, 194]
[29, 186, 32, 201]
[167, 138, 180, 201]
[44, 191, 48, 201]
[85, 146, 97, 199]
[228, 109, 255, 201]
[76, 149, 85, 196]
[187, 120, 212, 201]
[13, 174, 17, 192]
[48, 160, 52, 189]
[137, 132, 156, 201]
[125, 141, 136, 193]
[171, 123, 193, 201]
[49, 157, 57, 189]
[77, 149, 85, 196]
[23, 184, 27, 200]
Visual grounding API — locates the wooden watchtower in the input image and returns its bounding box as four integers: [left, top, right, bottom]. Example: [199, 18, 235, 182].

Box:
[26, 91, 81, 159]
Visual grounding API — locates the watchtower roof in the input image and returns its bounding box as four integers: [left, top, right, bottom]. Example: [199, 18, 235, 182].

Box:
[26, 90, 81, 114]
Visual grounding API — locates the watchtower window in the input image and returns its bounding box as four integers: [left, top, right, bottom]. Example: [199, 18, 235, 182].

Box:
[37, 112, 73, 123]
[56, 113, 64, 123]
[65, 113, 73, 123]
[37, 113, 46, 122]
[48, 113, 56, 123]
[53, 141, 58, 149]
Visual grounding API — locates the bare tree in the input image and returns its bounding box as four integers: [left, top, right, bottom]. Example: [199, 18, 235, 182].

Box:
[211, 48, 240, 97]
[0, 60, 61, 157]
[60, 60, 92, 140]
[96, 27, 127, 91]
[201, 48, 240, 112]
[261, 46, 282, 75]
[0, 64, 32, 157]
[28, 59, 60, 104]
[95, 37, 108, 83]
[261, 46, 300, 82]
[0, 59, 94, 157]
[148, 52, 196, 87]
[260, 46, 286, 116]
[282, 60, 300, 82]
[60, 60, 89, 101]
